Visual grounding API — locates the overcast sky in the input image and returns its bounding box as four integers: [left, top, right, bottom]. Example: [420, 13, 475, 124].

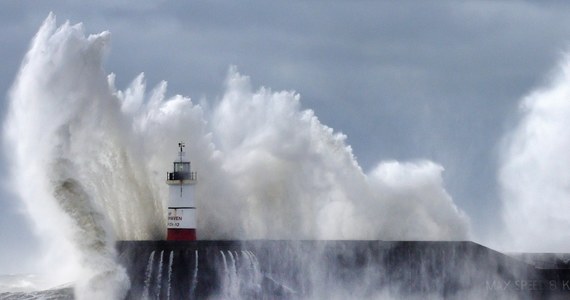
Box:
[2, 1, 570, 273]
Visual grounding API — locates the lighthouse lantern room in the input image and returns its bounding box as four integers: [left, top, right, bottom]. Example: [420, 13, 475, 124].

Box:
[166, 142, 197, 241]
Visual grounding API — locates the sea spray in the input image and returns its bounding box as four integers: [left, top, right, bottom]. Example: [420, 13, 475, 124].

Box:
[142, 250, 155, 300]
[154, 250, 164, 299]
[4, 13, 471, 297]
[166, 250, 173, 300]
[189, 250, 198, 296]
[210, 69, 469, 240]
[3, 14, 130, 299]
[500, 53, 570, 252]
[217, 250, 264, 298]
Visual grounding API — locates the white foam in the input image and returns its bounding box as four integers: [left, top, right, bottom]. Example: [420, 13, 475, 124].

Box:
[500, 53, 570, 252]
[4, 13, 470, 298]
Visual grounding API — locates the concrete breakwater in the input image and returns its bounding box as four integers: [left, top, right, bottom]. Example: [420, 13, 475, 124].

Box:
[116, 241, 570, 299]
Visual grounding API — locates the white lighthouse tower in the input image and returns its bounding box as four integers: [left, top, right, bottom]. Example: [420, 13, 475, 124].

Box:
[166, 142, 197, 241]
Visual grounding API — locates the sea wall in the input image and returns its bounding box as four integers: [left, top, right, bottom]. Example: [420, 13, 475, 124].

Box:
[116, 241, 570, 299]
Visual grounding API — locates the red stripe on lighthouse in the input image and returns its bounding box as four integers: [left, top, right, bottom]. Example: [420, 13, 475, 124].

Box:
[167, 228, 196, 241]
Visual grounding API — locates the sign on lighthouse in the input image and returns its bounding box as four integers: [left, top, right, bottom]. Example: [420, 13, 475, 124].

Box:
[166, 142, 197, 241]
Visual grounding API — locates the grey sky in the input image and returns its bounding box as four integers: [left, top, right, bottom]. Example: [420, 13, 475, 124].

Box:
[1, 1, 570, 273]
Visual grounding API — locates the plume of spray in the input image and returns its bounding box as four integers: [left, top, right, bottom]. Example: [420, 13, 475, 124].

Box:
[212, 71, 469, 240]
[500, 53, 570, 252]
[3, 14, 132, 299]
[3, 14, 470, 297]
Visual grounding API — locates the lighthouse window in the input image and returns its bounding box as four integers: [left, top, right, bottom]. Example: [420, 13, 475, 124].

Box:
[174, 162, 190, 173]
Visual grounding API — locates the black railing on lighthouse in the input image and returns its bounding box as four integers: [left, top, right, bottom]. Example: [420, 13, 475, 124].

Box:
[167, 171, 197, 181]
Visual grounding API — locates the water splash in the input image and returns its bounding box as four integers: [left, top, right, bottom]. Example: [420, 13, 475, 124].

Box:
[166, 251, 173, 300]
[500, 53, 570, 252]
[189, 250, 198, 296]
[211, 72, 469, 240]
[218, 250, 263, 298]
[3, 13, 130, 299]
[4, 13, 470, 296]
[154, 250, 164, 299]
[244, 251, 262, 291]
[142, 250, 155, 300]
[219, 251, 237, 298]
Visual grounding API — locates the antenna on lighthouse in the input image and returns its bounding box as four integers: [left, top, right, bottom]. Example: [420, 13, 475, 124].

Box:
[178, 142, 185, 162]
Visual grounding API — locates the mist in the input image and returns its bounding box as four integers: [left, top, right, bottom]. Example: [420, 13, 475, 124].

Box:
[499, 52, 570, 253]
[2, 14, 473, 297]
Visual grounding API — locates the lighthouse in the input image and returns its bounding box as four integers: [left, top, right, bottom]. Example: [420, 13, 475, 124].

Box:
[166, 142, 197, 240]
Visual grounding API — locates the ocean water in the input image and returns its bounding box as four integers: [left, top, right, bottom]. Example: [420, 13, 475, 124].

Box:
[0, 274, 73, 299]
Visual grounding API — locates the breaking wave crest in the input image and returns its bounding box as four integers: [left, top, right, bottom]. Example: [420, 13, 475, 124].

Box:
[3, 14, 469, 298]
